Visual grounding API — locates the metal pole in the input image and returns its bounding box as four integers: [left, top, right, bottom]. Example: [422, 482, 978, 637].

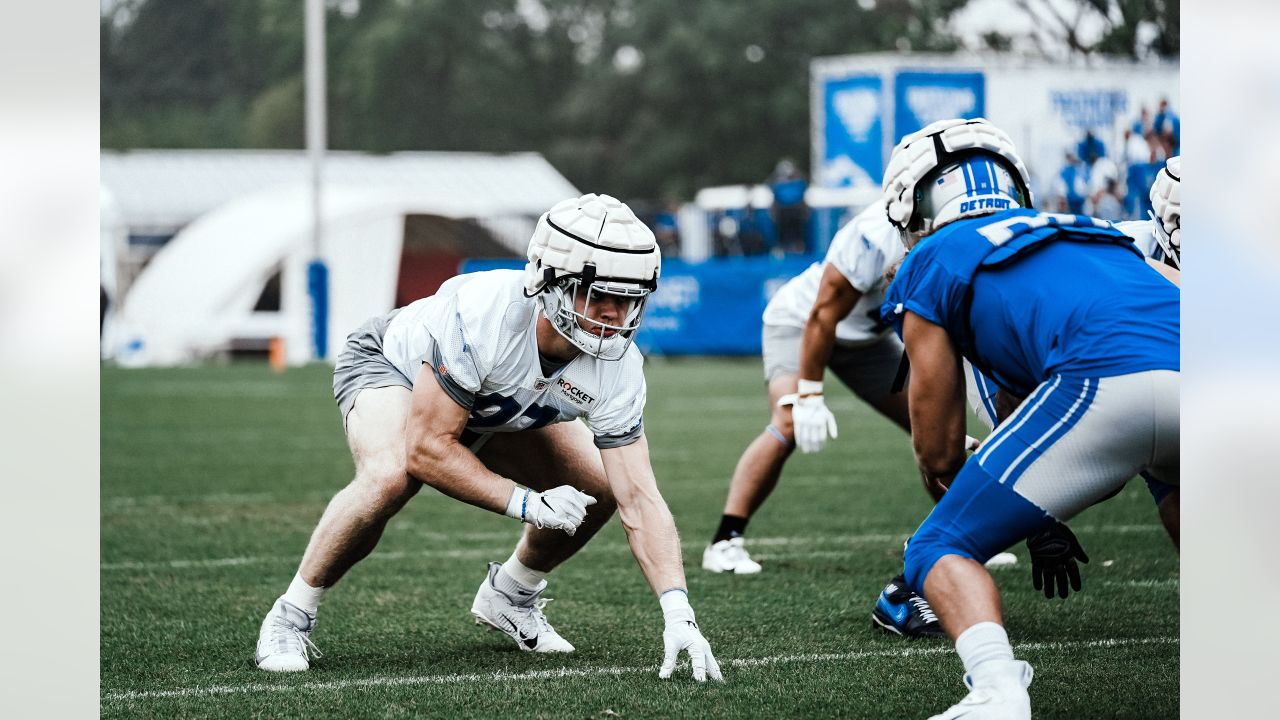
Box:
[304, 0, 329, 361]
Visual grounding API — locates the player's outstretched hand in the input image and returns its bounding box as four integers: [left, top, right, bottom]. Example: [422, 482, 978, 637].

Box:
[659, 617, 723, 682]
[1026, 522, 1089, 599]
[657, 593, 724, 682]
[524, 485, 597, 536]
[792, 394, 838, 454]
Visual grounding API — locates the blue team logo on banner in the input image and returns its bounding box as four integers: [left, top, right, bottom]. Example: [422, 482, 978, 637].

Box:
[820, 74, 883, 188]
[894, 70, 985, 140]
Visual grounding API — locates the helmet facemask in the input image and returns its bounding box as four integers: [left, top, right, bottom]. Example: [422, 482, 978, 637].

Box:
[1148, 212, 1180, 269]
[1148, 156, 1181, 269]
[523, 193, 662, 360]
[540, 266, 652, 361]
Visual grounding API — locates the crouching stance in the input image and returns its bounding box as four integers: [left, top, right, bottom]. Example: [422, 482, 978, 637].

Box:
[254, 194, 723, 682]
[879, 119, 1179, 718]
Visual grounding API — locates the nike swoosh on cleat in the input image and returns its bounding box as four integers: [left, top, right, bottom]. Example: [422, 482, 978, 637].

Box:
[523, 636, 538, 649]
[501, 615, 535, 642]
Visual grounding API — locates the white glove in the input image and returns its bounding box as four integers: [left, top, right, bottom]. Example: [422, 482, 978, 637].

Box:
[787, 380, 837, 454]
[657, 591, 724, 682]
[506, 485, 597, 536]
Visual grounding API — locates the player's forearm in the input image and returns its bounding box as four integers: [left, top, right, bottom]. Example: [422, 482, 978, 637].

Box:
[618, 491, 687, 594]
[406, 436, 514, 515]
[798, 310, 838, 381]
[602, 439, 687, 594]
[909, 392, 965, 480]
[902, 316, 966, 482]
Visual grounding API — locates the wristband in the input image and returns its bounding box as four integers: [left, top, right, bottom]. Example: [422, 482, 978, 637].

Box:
[503, 485, 531, 522]
[797, 379, 824, 397]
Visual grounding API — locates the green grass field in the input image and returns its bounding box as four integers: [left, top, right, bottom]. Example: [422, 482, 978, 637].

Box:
[101, 359, 1178, 718]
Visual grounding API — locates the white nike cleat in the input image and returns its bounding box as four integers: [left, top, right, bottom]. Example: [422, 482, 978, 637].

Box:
[928, 661, 1033, 720]
[470, 563, 575, 653]
[985, 552, 1019, 568]
[702, 537, 762, 574]
[255, 597, 322, 672]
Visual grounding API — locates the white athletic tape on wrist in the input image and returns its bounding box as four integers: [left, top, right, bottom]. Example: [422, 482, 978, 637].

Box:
[797, 379, 824, 396]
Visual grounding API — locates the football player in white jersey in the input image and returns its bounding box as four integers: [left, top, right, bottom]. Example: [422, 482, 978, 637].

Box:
[702, 200, 966, 637]
[254, 194, 723, 682]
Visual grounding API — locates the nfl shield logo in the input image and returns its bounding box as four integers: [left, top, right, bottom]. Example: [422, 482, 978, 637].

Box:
[533, 378, 549, 392]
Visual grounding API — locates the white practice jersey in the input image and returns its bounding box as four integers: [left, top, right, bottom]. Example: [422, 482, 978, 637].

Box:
[761, 200, 906, 346]
[381, 270, 646, 445]
[1115, 219, 1161, 259]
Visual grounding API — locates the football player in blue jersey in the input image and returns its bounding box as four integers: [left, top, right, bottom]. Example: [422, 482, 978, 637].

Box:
[878, 118, 1179, 719]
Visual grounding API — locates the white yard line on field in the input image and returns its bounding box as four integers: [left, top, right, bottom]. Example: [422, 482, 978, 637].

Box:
[101, 635, 1176, 703]
[99, 525, 1164, 572]
[1102, 578, 1179, 589]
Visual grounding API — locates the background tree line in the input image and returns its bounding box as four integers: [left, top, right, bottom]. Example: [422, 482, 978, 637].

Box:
[101, 0, 1178, 201]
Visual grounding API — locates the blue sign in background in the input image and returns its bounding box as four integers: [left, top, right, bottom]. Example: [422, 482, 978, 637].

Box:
[820, 74, 884, 188]
[893, 70, 985, 140]
[460, 257, 815, 356]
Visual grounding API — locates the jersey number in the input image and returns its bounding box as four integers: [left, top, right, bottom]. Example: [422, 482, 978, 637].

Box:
[976, 212, 1106, 246]
[469, 392, 560, 431]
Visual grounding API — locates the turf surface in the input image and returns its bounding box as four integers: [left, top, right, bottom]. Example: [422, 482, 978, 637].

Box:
[101, 359, 1178, 718]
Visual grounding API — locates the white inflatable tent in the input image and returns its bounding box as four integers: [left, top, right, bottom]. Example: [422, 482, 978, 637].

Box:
[107, 151, 578, 365]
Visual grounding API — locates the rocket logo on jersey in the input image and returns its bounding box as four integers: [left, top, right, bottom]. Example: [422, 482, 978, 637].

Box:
[556, 378, 597, 409]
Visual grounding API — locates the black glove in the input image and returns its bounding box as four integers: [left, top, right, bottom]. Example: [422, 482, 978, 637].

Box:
[1026, 522, 1089, 599]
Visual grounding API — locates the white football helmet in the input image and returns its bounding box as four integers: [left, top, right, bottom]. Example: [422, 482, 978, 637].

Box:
[524, 193, 661, 360]
[1148, 156, 1181, 269]
[882, 118, 1032, 248]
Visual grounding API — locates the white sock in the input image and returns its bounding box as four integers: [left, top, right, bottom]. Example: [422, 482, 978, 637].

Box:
[283, 572, 327, 615]
[496, 552, 547, 595]
[955, 621, 1016, 682]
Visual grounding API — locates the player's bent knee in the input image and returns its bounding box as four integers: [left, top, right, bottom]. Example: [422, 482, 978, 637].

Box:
[353, 464, 420, 513]
[904, 524, 977, 594]
[903, 458, 1057, 593]
[765, 422, 794, 448]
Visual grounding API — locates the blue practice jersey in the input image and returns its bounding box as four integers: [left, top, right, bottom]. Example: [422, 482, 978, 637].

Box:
[882, 209, 1180, 398]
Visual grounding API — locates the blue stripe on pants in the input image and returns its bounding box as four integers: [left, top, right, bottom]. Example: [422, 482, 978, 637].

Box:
[999, 378, 1098, 486]
[977, 376, 1096, 486]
